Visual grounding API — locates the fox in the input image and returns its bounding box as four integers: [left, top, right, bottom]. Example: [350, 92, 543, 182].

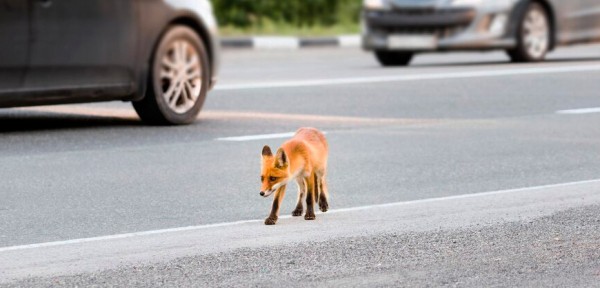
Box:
[260, 127, 329, 225]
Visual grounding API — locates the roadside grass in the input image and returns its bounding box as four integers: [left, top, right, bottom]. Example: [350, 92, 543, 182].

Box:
[214, 0, 362, 37]
[219, 21, 360, 37]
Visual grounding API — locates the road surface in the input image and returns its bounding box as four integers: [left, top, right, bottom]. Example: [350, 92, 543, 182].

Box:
[1, 44, 600, 286]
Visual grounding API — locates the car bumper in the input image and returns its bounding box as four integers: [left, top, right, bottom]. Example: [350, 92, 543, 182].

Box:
[365, 7, 475, 28]
[362, 2, 517, 51]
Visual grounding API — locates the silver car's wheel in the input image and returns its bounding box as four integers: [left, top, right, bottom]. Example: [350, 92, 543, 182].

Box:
[523, 6, 549, 59]
[133, 25, 209, 125]
[160, 40, 203, 114]
[507, 3, 551, 63]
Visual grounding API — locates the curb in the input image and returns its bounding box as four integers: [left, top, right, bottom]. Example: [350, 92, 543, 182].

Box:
[220, 35, 361, 50]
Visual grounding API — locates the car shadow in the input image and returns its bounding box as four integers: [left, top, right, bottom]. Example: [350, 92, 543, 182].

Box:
[0, 111, 143, 133]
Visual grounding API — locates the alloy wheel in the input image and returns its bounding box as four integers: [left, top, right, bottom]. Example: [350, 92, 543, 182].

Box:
[160, 40, 203, 114]
[523, 7, 549, 59]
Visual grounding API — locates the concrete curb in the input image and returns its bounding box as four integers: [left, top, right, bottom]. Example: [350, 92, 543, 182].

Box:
[3, 179, 600, 282]
[220, 35, 361, 50]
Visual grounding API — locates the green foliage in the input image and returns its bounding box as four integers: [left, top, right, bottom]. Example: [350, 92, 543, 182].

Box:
[213, 0, 362, 30]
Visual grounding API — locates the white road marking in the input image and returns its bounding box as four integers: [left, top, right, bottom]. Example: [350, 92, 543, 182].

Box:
[556, 107, 600, 114]
[327, 178, 600, 214]
[214, 64, 600, 91]
[1, 178, 600, 253]
[216, 131, 329, 142]
[0, 219, 262, 253]
[216, 132, 297, 141]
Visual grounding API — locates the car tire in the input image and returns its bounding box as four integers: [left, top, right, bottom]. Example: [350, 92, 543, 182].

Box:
[374, 51, 413, 66]
[133, 25, 210, 125]
[507, 2, 551, 63]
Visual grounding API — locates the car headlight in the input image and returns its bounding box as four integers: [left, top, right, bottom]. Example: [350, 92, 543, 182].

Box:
[364, 0, 390, 10]
[451, 0, 483, 6]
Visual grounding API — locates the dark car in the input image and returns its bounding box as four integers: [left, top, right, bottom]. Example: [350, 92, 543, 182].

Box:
[0, 0, 220, 125]
[362, 0, 600, 66]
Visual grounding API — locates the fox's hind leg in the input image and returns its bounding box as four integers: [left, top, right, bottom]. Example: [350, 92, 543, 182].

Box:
[304, 174, 317, 220]
[318, 175, 329, 212]
[292, 178, 305, 216]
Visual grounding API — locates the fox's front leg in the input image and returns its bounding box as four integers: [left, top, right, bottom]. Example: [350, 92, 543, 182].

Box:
[265, 185, 286, 225]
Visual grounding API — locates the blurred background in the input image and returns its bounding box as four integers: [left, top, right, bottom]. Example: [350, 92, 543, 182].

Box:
[213, 0, 361, 36]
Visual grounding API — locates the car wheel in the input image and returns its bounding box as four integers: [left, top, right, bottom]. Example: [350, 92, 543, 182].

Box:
[374, 51, 413, 66]
[507, 2, 550, 63]
[133, 25, 209, 125]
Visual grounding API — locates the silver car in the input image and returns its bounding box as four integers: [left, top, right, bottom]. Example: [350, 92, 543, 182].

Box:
[362, 0, 600, 66]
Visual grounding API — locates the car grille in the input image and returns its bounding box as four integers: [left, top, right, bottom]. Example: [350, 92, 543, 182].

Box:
[387, 7, 472, 17]
[382, 25, 469, 39]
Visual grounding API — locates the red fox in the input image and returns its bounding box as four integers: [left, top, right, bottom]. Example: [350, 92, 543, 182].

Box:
[260, 127, 329, 225]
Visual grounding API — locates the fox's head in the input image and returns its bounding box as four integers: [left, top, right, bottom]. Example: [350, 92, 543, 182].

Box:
[260, 145, 289, 197]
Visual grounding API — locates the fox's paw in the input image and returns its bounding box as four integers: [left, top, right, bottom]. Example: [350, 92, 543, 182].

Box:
[304, 212, 316, 220]
[291, 209, 303, 217]
[264, 216, 278, 225]
[319, 201, 329, 213]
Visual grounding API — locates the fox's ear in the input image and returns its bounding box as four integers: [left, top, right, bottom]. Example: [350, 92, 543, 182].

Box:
[275, 148, 288, 168]
[262, 145, 273, 157]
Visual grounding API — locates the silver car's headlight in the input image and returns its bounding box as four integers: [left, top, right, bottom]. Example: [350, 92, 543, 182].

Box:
[363, 0, 390, 10]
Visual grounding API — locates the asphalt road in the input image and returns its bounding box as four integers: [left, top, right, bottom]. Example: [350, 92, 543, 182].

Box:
[1, 44, 600, 286]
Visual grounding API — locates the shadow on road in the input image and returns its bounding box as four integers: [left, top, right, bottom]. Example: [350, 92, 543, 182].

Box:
[0, 111, 142, 133]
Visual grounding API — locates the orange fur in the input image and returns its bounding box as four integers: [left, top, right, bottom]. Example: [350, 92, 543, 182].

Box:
[260, 127, 329, 225]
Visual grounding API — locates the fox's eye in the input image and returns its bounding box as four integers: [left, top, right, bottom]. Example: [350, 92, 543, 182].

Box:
[269, 176, 277, 182]
[261, 176, 264, 182]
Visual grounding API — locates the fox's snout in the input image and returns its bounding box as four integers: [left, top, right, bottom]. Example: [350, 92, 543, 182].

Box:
[260, 189, 274, 197]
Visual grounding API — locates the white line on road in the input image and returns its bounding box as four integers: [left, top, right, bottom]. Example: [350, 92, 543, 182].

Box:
[216, 132, 297, 141]
[216, 131, 328, 142]
[214, 64, 600, 91]
[556, 107, 600, 114]
[1, 178, 600, 253]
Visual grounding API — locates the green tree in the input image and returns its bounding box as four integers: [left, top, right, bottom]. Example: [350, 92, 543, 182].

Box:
[213, 0, 361, 30]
